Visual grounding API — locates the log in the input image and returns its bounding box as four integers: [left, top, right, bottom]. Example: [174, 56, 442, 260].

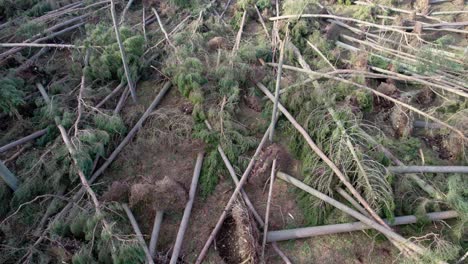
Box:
[0, 129, 48, 153]
[276, 172, 426, 255]
[388, 166, 468, 174]
[96, 81, 125, 108]
[110, 0, 137, 102]
[261, 159, 276, 261]
[195, 124, 272, 264]
[270, 34, 286, 141]
[122, 204, 154, 264]
[267, 210, 458, 242]
[0, 161, 19, 191]
[170, 153, 204, 264]
[149, 210, 164, 258]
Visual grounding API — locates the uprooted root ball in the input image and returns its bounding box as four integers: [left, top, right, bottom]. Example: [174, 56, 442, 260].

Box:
[216, 200, 259, 264]
[101, 181, 130, 203]
[250, 143, 292, 186]
[129, 176, 188, 211]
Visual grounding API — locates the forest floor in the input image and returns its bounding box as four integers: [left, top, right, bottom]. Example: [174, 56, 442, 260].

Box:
[0, 0, 467, 264]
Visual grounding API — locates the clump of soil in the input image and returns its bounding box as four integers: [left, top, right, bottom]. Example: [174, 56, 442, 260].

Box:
[243, 95, 262, 112]
[250, 143, 291, 186]
[207, 36, 229, 50]
[216, 201, 259, 264]
[414, 88, 436, 105]
[101, 181, 130, 203]
[129, 176, 188, 211]
[390, 101, 414, 138]
[441, 133, 465, 160]
[324, 22, 341, 41]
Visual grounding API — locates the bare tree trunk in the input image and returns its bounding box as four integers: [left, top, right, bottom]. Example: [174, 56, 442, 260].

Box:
[0, 129, 48, 153]
[122, 204, 154, 264]
[0, 161, 19, 191]
[170, 153, 204, 264]
[267, 210, 458, 242]
[261, 159, 276, 262]
[389, 166, 468, 174]
[149, 210, 164, 258]
[110, 0, 137, 102]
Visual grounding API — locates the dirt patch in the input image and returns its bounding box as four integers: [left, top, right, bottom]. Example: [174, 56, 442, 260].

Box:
[130, 176, 188, 211]
[216, 201, 259, 264]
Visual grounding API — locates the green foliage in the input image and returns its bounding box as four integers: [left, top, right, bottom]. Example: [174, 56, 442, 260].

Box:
[0, 182, 12, 217]
[231, 11, 245, 31]
[72, 247, 96, 264]
[415, 47, 463, 74]
[17, 20, 45, 38]
[353, 89, 373, 112]
[238, 0, 254, 10]
[0, 76, 25, 115]
[50, 220, 71, 237]
[337, 0, 352, 5]
[368, 54, 390, 69]
[170, 0, 191, 8]
[256, 0, 271, 9]
[113, 244, 146, 264]
[83, 24, 145, 84]
[0, 0, 50, 18]
[282, 0, 318, 15]
[351, 6, 376, 22]
[446, 175, 468, 240]
[93, 113, 127, 135]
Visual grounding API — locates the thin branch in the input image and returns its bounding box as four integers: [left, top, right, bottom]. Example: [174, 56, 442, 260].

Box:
[151, 7, 177, 53]
[119, 0, 135, 25]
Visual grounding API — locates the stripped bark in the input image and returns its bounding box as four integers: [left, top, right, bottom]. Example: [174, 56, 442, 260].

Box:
[149, 210, 164, 258]
[0, 129, 48, 153]
[122, 204, 154, 264]
[389, 166, 468, 174]
[170, 153, 204, 264]
[267, 210, 458, 242]
[110, 0, 137, 102]
[261, 159, 276, 262]
[0, 161, 19, 191]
